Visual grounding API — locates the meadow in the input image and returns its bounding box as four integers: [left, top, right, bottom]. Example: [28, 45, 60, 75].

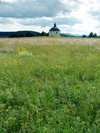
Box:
[0, 37, 100, 132]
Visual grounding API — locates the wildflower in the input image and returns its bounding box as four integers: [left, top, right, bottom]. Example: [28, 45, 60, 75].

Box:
[14, 59, 17, 64]
[55, 65, 62, 68]
[21, 46, 26, 51]
[18, 46, 26, 51]
[18, 47, 20, 51]
[19, 51, 32, 56]
[5, 63, 7, 66]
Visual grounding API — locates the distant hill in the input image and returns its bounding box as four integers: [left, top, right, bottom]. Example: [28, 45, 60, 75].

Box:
[60, 33, 83, 37]
[0, 31, 39, 37]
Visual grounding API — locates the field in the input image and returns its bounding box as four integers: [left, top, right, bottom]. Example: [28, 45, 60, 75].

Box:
[0, 37, 100, 132]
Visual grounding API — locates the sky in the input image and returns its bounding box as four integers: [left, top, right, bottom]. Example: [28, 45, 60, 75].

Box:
[0, 0, 100, 35]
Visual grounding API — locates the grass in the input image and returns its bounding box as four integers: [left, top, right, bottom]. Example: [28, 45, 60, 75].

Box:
[0, 37, 100, 132]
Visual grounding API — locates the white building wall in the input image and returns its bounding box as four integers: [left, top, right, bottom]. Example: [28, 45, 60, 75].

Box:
[49, 31, 60, 37]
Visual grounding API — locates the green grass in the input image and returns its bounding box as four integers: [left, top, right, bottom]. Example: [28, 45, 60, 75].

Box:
[1, 37, 100, 132]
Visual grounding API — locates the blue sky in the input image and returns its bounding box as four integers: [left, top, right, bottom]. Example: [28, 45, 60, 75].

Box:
[0, 0, 100, 35]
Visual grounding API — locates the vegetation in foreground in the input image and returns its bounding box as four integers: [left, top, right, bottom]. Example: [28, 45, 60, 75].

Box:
[0, 37, 100, 132]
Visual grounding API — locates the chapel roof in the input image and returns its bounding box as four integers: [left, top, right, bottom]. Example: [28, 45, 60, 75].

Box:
[49, 23, 60, 31]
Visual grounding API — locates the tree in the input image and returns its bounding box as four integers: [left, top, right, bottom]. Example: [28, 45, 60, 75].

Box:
[37, 33, 41, 36]
[18, 33, 24, 37]
[46, 32, 49, 36]
[40, 31, 46, 36]
[25, 31, 35, 37]
[82, 35, 86, 37]
[9, 33, 19, 38]
[89, 32, 94, 37]
[93, 33, 97, 38]
[89, 32, 98, 38]
[40, 31, 49, 36]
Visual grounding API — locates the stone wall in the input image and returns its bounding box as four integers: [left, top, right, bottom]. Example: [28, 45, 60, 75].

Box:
[49, 31, 60, 37]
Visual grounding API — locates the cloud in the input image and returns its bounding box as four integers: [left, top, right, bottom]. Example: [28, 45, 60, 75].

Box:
[0, 0, 82, 18]
[88, 10, 100, 20]
[0, 17, 13, 24]
[54, 17, 81, 26]
[18, 16, 81, 27]
[87, 0, 100, 21]
[1, 0, 94, 35]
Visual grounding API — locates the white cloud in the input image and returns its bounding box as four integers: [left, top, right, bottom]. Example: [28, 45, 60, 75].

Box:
[0, 0, 100, 35]
[1, 0, 16, 2]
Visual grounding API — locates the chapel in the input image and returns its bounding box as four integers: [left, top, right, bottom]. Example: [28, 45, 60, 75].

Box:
[49, 23, 60, 37]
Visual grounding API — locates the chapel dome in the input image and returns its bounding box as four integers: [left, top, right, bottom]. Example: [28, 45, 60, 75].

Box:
[49, 23, 60, 31]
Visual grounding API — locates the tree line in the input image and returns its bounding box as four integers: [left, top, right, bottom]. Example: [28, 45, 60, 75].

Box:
[9, 31, 49, 38]
[9, 31, 100, 38]
[83, 32, 100, 38]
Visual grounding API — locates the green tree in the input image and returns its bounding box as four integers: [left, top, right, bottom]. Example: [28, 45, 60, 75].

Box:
[9, 33, 19, 38]
[40, 31, 46, 36]
[25, 31, 35, 37]
[82, 35, 86, 37]
[89, 32, 98, 38]
[46, 32, 49, 36]
[18, 33, 24, 37]
[37, 33, 41, 36]
[89, 32, 94, 37]
[93, 33, 97, 38]
[40, 31, 49, 36]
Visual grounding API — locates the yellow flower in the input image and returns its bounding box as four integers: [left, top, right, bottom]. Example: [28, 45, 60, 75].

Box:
[5, 63, 7, 66]
[21, 46, 26, 51]
[14, 59, 17, 64]
[18, 47, 20, 51]
[56, 65, 62, 68]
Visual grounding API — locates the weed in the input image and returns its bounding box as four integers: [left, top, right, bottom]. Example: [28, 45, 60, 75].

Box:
[0, 37, 100, 132]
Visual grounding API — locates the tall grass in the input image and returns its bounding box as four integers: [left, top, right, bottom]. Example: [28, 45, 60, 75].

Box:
[0, 37, 100, 132]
